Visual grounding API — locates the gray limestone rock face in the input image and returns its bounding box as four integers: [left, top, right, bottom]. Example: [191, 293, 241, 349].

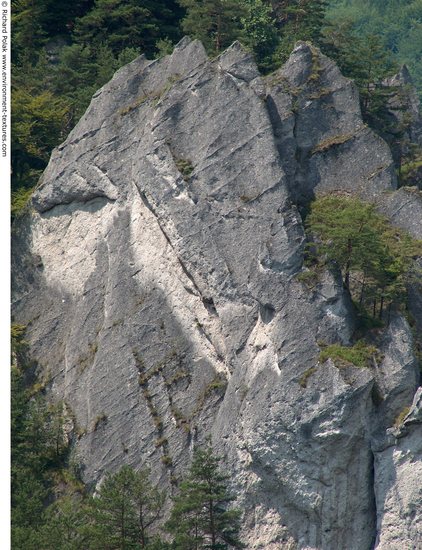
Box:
[373, 388, 422, 550]
[12, 38, 422, 549]
[266, 42, 397, 206]
[383, 65, 422, 148]
[378, 186, 422, 239]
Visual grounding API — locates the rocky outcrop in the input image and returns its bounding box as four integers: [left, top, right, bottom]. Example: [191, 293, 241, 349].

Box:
[266, 42, 396, 206]
[12, 39, 422, 548]
[380, 66, 422, 189]
[383, 65, 422, 149]
[373, 388, 422, 549]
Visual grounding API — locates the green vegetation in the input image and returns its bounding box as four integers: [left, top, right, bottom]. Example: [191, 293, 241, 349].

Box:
[11, 0, 184, 197]
[204, 374, 228, 394]
[321, 3, 422, 172]
[179, 0, 247, 54]
[92, 413, 108, 432]
[119, 74, 182, 116]
[296, 268, 320, 289]
[299, 366, 318, 387]
[161, 454, 173, 467]
[11, 187, 34, 219]
[175, 158, 194, 181]
[191, 374, 228, 418]
[12, 367, 238, 550]
[11, 326, 78, 549]
[165, 369, 190, 386]
[12, 330, 237, 548]
[155, 437, 168, 448]
[306, 194, 422, 320]
[393, 405, 411, 428]
[319, 340, 378, 369]
[240, 0, 279, 71]
[321, 21, 397, 126]
[311, 132, 356, 154]
[166, 443, 243, 549]
[400, 153, 422, 187]
[83, 465, 165, 548]
[119, 93, 151, 116]
[326, 0, 422, 101]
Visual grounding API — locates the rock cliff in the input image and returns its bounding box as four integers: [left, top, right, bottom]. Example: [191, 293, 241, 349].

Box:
[12, 39, 422, 549]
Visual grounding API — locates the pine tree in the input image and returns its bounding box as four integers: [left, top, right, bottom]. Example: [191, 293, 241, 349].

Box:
[306, 194, 422, 318]
[270, 0, 328, 62]
[166, 443, 243, 549]
[11, 328, 71, 549]
[241, 0, 279, 71]
[37, 496, 88, 550]
[12, 0, 46, 64]
[12, 87, 71, 187]
[84, 465, 165, 549]
[179, 0, 247, 55]
[321, 21, 396, 123]
[74, 0, 183, 57]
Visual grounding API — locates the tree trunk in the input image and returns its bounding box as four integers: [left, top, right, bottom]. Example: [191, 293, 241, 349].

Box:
[216, 14, 221, 52]
[120, 503, 126, 550]
[209, 498, 216, 548]
[379, 295, 384, 319]
[344, 238, 353, 291]
[139, 502, 146, 547]
[359, 274, 366, 305]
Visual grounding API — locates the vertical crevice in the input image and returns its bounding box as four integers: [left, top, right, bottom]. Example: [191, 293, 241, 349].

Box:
[369, 450, 379, 550]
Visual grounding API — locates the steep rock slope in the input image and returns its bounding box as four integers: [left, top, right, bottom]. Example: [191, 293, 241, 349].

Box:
[12, 39, 421, 549]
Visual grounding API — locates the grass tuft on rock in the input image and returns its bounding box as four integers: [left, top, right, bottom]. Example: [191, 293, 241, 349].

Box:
[319, 340, 378, 368]
[393, 406, 411, 428]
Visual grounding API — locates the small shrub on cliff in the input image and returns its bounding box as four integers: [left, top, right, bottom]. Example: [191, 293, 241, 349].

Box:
[299, 366, 318, 388]
[393, 406, 411, 428]
[319, 341, 378, 369]
[175, 158, 194, 181]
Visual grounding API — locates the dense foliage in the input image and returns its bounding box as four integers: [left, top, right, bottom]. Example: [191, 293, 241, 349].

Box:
[306, 194, 422, 319]
[11, 0, 185, 204]
[166, 444, 242, 549]
[326, 0, 422, 101]
[82, 466, 166, 549]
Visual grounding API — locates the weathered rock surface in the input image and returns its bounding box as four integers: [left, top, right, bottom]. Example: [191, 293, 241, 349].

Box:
[12, 39, 422, 548]
[383, 65, 422, 149]
[266, 42, 396, 207]
[373, 388, 422, 549]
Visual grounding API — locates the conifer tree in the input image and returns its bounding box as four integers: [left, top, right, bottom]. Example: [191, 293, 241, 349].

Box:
[306, 194, 422, 318]
[321, 21, 396, 124]
[166, 443, 243, 549]
[37, 496, 88, 550]
[179, 0, 247, 54]
[270, 0, 328, 62]
[11, 327, 71, 549]
[241, 0, 279, 71]
[84, 465, 165, 549]
[74, 0, 183, 57]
